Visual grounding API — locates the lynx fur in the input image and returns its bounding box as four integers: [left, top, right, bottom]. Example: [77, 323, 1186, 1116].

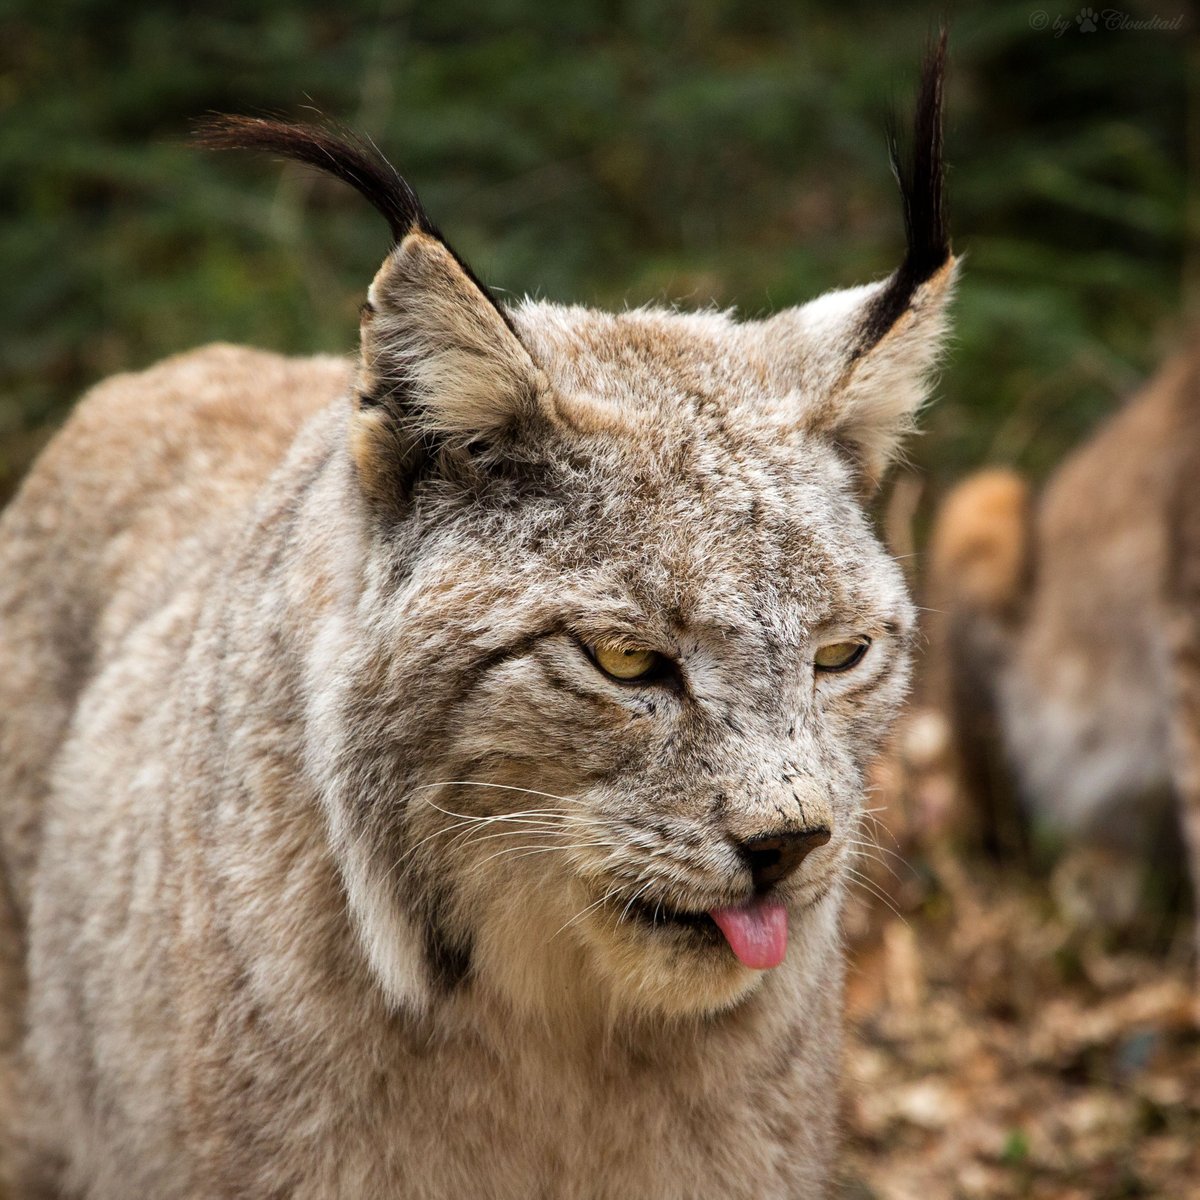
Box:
[0, 45, 953, 1199]
[928, 347, 1200, 951]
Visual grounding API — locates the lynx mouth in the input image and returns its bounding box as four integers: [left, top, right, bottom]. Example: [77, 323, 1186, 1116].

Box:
[614, 888, 822, 970]
[619, 895, 790, 969]
[623, 896, 723, 943]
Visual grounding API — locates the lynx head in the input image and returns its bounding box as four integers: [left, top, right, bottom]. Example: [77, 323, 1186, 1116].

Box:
[200, 36, 954, 1021]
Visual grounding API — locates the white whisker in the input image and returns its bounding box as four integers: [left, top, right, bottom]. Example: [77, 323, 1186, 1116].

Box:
[477, 841, 615, 869]
[412, 780, 586, 806]
[845, 865, 908, 925]
[549, 885, 626, 941]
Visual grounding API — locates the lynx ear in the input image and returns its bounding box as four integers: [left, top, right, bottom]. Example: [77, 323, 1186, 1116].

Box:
[195, 116, 543, 497]
[352, 232, 543, 480]
[764, 32, 955, 489]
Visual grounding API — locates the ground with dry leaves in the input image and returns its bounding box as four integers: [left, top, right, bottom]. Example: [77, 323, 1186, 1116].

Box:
[838, 734, 1200, 1200]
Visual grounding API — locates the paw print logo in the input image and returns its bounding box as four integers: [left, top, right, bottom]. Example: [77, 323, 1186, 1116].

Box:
[1076, 6, 1098, 31]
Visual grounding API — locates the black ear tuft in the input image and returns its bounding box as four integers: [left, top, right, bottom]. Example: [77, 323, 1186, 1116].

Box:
[194, 114, 518, 336]
[892, 28, 950, 293]
[860, 30, 951, 351]
[194, 115, 433, 245]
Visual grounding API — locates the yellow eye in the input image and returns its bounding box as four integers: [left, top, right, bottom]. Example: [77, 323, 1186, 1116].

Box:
[591, 642, 663, 682]
[814, 639, 870, 673]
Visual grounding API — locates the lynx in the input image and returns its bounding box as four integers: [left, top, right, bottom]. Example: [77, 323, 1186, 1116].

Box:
[928, 346, 1200, 950]
[0, 44, 953, 1199]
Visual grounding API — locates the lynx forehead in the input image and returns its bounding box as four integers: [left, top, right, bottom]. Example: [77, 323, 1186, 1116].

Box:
[0, 40, 953, 1199]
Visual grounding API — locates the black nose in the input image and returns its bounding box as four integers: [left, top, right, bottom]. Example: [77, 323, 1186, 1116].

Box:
[740, 829, 831, 891]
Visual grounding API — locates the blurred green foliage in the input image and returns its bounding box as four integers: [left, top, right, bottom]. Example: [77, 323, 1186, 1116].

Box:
[0, 0, 1192, 501]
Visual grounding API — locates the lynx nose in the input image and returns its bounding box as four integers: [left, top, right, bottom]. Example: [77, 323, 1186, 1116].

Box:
[739, 829, 831, 891]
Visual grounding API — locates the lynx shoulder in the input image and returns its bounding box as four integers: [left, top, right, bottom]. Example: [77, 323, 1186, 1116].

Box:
[0, 44, 953, 1199]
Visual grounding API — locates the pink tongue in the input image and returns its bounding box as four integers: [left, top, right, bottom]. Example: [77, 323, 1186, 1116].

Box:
[708, 898, 788, 969]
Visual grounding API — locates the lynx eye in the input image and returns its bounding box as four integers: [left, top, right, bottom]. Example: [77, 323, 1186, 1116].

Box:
[813, 639, 870, 673]
[590, 641, 664, 683]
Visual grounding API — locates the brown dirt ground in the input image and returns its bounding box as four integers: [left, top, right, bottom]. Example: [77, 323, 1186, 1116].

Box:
[838, 737, 1200, 1200]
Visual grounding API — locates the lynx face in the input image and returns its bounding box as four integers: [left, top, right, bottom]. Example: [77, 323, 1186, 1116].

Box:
[305, 306, 929, 1019]
[201, 49, 953, 1020]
